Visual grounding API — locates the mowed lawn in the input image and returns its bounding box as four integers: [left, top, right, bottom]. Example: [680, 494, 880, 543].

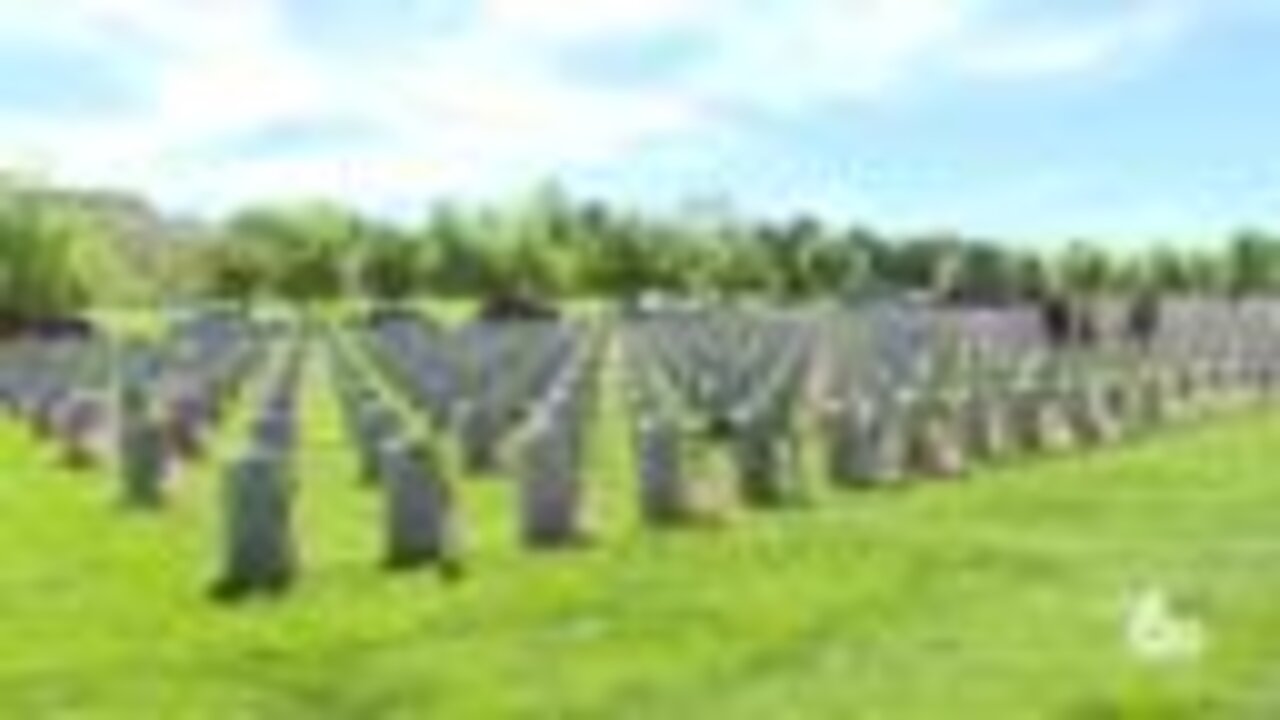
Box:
[2, 350, 1280, 718]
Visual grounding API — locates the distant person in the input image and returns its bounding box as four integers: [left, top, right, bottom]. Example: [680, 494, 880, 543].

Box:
[1041, 294, 1073, 347]
[1077, 301, 1098, 347]
[477, 291, 559, 322]
[1127, 292, 1161, 349]
[1041, 294, 1105, 349]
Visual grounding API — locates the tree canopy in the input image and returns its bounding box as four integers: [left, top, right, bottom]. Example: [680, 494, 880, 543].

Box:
[0, 176, 1277, 322]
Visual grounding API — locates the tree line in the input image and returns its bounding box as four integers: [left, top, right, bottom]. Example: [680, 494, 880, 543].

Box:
[2, 176, 1279, 326]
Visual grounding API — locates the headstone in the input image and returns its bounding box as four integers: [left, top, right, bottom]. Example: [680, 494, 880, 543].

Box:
[354, 404, 400, 485]
[908, 393, 967, 479]
[379, 436, 461, 575]
[820, 398, 858, 485]
[31, 386, 64, 439]
[961, 388, 1010, 462]
[55, 393, 105, 468]
[1172, 363, 1206, 418]
[1010, 384, 1074, 453]
[684, 435, 738, 524]
[1066, 380, 1121, 446]
[210, 449, 296, 601]
[1138, 367, 1180, 425]
[516, 414, 585, 549]
[729, 405, 801, 507]
[1104, 378, 1139, 436]
[635, 414, 690, 526]
[119, 417, 167, 509]
[454, 400, 499, 473]
[164, 390, 208, 460]
[845, 392, 907, 486]
[251, 409, 295, 457]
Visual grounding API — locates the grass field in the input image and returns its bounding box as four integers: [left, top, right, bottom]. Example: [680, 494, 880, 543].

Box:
[2, 345, 1280, 719]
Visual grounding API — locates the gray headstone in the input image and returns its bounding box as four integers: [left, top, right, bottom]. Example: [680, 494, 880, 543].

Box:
[961, 389, 1010, 462]
[453, 400, 500, 474]
[1104, 379, 1140, 435]
[164, 391, 208, 460]
[354, 404, 400, 485]
[210, 449, 296, 601]
[1137, 368, 1178, 426]
[846, 392, 907, 486]
[379, 436, 460, 574]
[729, 406, 801, 507]
[820, 398, 858, 485]
[516, 415, 585, 549]
[120, 418, 168, 509]
[1065, 381, 1120, 446]
[252, 409, 295, 456]
[635, 414, 689, 526]
[908, 395, 967, 479]
[31, 386, 64, 438]
[1010, 385, 1074, 453]
[55, 393, 105, 468]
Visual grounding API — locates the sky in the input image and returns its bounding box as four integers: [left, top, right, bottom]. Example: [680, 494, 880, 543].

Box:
[0, 0, 1277, 242]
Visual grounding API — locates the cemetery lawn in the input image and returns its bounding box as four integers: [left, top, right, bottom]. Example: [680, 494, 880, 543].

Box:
[2, 352, 1280, 719]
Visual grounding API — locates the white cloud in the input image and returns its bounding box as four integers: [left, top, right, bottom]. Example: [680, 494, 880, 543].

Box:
[0, 0, 326, 193]
[0, 0, 1209, 216]
[479, 0, 705, 40]
[0, 0, 703, 212]
[685, 0, 973, 107]
[955, 0, 1196, 79]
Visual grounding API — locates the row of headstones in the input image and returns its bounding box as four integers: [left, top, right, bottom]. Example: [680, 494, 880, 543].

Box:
[328, 330, 467, 576]
[362, 314, 460, 427]
[643, 312, 804, 393]
[623, 318, 815, 525]
[359, 321, 603, 550]
[632, 313, 811, 423]
[454, 323, 584, 473]
[822, 299, 1280, 423]
[454, 320, 578, 407]
[629, 402, 809, 528]
[521, 305, 1280, 535]
[208, 326, 603, 602]
[117, 318, 269, 509]
[363, 316, 590, 475]
[945, 301, 1280, 376]
[0, 313, 256, 478]
[211, 335, 310, 601]
[361, 315, 579, 437]
[510, 335, 603, 548]
[206, 309, 1280, 601]
[627, 334, 1280, 529]
[0, 340, 105, 459]
[819, 353, 1280, 488]
[624, 316, 824, 517]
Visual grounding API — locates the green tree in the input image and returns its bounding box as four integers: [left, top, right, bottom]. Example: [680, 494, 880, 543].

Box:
[1057, 240, 1116, 295]
[0, 186, 90, 325]
[1227, 228, 1280, 296]
[228, 201, 357, 302]
[357, 223, 423, 303]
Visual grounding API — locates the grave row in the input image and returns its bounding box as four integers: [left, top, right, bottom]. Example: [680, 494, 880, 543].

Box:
[623, 301, 1280, 532]
[207, 317, 605, 600]
[211, 331, 307, 601]
[0, 311, 268, 497]
[7, 301, 1278, 604]
[117, 312, 270, 509]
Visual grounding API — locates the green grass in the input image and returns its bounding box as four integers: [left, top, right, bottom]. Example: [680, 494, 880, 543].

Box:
[2, 349, 1280, 718]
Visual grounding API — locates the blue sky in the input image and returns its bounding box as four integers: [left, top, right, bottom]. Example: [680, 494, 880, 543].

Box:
[0, 0, 1277, 242]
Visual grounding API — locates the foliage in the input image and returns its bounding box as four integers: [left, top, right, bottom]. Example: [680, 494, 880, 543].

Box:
[2, 175, 1280, 315]
[0, 184, 89, 323]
